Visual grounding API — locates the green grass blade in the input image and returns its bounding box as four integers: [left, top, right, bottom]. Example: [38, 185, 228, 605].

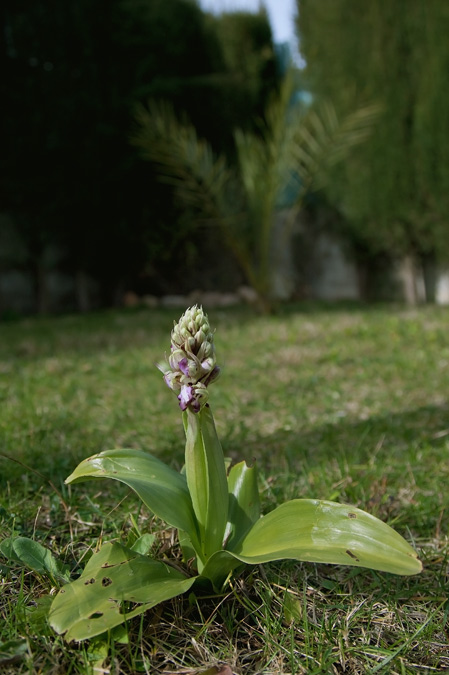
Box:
[49, 543, 196, 641]
[234, 500, 422, 575]
[65, 449, 199, 545]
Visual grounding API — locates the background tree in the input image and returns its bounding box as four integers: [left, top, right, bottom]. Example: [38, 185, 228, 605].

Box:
[1, 0, 278, 312]
[205, 9, 279, 147]
[132, 73, 379, 312]
[297, 0, 449, 300]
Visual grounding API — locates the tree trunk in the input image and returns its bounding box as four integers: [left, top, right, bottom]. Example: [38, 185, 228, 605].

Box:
[398, 255, 423, 305]
[269, 209, 298, 302]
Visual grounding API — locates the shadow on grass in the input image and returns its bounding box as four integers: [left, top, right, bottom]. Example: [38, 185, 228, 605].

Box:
[0, 407, 185, 490]
[226, 403, 449, 534]
[233, 403, 449, 467]
[0, 301, 413, 363]
[0, 305, 263, 361]
[3, 401, 448, 487]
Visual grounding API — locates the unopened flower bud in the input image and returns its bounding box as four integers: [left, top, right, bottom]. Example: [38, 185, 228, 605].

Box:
[197, 341, 212, 362]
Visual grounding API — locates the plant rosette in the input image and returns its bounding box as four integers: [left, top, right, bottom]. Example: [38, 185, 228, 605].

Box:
[49, 306, 422, 641]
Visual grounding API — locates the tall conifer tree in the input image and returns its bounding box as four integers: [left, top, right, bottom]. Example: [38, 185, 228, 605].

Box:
[298, 0, 449, 281]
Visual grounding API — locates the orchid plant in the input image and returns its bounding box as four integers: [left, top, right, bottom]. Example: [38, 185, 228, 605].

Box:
[49, 307, 421, 642]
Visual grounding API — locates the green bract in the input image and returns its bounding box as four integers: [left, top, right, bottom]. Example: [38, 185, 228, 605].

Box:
[49, 307, 422, 641]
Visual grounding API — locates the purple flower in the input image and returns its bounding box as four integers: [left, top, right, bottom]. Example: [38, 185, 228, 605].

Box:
[179, 357, 190, 377]
[178, 384, 194, 411]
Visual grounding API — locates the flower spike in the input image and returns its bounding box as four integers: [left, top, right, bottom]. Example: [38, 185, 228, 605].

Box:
[158, 306, 220, 413]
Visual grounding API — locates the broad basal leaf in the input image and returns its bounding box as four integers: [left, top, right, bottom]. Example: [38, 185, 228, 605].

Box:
[49, 543, 196, 641]
[224, 461, 260, 550]
[184, 407, 228, 563]
[233, 500, 422, 575]
[199, 549, 244, 590]
[130, 533, 155, 556]
[0, 538, 21, 563]
[0, 536, 70, 583]
[66, 449, 199, 547]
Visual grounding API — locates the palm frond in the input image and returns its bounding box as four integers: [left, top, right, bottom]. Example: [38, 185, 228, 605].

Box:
[131, 86, 380, 311]
[131, 101, 259, 288]
[290, 100, 382, 193]
[131, 101, 240, 223]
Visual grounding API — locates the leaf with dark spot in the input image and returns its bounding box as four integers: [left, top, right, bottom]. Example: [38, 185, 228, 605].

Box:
[346, 550, 360, 561]
[49, 542, 197, 641]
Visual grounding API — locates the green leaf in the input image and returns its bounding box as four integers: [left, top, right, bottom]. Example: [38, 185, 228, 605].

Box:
[224, 461, 260, 550]
[177, 529, 197, 565]
[0, 538, 21, 563]
[25, 595, 54, 636]
[0, 536, 70, 583]
[132, 100, 241, 227]
[131, 100, 261, 296]
[184, 407, 229, 563]
[199, 549, 244, 590]
[291, 100, 382, 192]
[130, 534, 155, 556]
[233, 500, 422, 576]
[0, 639, 29, 667]
[86, 637, 110, 672]
[49, 542, 197, 641]
[282, 590, 302, 624]
[65, 449, 200, 549]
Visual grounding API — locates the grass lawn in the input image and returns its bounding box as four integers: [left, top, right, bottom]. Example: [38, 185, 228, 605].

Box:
[0, 303, 448, 674]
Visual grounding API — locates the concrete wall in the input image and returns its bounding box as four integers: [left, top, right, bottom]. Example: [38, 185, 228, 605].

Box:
[1, 210, 448, 314]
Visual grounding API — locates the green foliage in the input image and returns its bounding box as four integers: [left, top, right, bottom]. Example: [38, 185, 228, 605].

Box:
[47, 307, 421, 643]
[50, 439, 422, 639]
[225, 461, 260, 550]
[133, 77, 379, 311]
[233, 500, 421, 575]
[184, 407, 229, 564]
[66, 448, 199, 539]
[298, 0, 449, 261]
[0, 305, 448, 672]
[0, 639, 30, 668]
[49, 542, 196, 641]
[1, 0, 278, 309]
[0, 536, 70, 584]
[206, 8, 278, 134]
